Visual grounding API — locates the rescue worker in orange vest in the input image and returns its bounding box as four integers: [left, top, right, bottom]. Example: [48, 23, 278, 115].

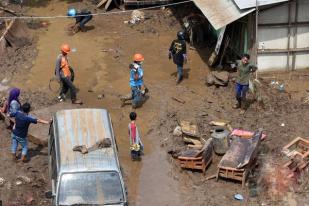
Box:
[55, 44, 82, 104]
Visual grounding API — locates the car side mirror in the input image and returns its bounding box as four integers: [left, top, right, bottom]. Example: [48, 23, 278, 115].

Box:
[45, 191, 55, 199]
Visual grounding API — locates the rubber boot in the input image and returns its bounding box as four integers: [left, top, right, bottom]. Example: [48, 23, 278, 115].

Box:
[72, 99, 83, 104]
[233, 97, 241, 109]
[176, 75, 183, 84]
[21, 155, 27, 163]
[12, 153, 18, 161]
[120, 94, 132, 107]
[240, 97, 247, 114]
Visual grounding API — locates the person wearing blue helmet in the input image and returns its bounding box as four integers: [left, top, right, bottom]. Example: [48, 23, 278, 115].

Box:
[169, 31, 187, 84]
[68, 8, 93, 33]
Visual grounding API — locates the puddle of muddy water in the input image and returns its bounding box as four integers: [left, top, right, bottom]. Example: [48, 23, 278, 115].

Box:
[9, 1, 205, 205]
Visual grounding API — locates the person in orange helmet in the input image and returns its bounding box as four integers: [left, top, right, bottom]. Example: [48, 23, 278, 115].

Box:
[55, 43, 82, 104]
[120, 53, 148, 108]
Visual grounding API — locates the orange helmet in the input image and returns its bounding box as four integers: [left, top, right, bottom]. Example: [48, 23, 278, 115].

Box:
[133, 53, 144, 62]
[61, 43, 70, 54]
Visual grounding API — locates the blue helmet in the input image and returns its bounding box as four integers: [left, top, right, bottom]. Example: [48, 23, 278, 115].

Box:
[67, 8, 77, 17]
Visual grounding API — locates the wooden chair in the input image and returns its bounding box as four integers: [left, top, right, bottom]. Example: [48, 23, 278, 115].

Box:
[178, 138, 213, 174]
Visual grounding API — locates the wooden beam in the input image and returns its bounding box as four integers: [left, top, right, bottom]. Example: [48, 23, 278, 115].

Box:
[0, 6, 17, 16]
[97, 0, 108, 8]
[258, 47, 309, 54]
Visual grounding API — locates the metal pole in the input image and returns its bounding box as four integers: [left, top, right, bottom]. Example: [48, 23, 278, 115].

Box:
[287, 1, 292, 71]
[255, 0, 259, 79]
[292, 0, 299, 70]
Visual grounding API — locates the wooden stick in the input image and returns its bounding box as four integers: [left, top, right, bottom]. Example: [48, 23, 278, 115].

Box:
[97, 0, 108, 8]
[171, 97, 185, 104]
[0, 6, 17, 16]
[204, 174, 217, 181]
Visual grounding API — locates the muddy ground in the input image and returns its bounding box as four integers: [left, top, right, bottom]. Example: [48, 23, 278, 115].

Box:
[0, 0, 309, 205]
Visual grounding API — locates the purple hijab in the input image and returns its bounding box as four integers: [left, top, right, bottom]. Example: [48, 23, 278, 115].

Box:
[8, 88, 21, 110]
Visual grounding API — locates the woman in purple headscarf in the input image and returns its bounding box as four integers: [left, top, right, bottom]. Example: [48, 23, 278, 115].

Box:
[0, 88, 21, 116]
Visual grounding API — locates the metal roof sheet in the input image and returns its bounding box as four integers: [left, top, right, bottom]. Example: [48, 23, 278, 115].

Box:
[192, 0, 255, 30]
[54, 108, 119, 173]
[234, 0, 289, 10]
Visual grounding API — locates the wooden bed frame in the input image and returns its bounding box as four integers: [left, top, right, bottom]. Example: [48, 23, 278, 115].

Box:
[216, 157, 257, 188]
[216, 131, 262, 188]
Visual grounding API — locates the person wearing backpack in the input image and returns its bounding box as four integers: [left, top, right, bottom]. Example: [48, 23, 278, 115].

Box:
[120, 54, 148, 108]
[169, 31, 187, 84]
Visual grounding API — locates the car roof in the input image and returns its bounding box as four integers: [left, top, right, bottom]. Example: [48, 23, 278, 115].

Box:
[53, 108, 119, 173]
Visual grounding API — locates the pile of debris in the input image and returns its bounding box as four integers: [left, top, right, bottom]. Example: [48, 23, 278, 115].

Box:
[170, 120, 267, 188]
[206, 71, 229, 87]
[0, 19, 32, 56]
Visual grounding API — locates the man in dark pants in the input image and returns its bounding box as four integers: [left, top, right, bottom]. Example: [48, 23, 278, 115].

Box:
[55, 43, 82, 104]
[11, 103, 49, 162]
[169, 31, 187, 84]
[68, 8, 93, 33]
[233, 54, 257, 114]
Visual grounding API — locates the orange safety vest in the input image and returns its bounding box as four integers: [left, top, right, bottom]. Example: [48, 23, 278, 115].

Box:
[60, 56, 71, 77]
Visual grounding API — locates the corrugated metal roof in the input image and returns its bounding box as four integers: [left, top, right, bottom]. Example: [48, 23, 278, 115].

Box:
[54, 109, 119, 173]
[192, 0, 255, 30]
[234, 0, 289, 10]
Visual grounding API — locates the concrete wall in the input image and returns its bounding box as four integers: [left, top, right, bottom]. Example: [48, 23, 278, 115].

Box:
[257, 0, 309, 71]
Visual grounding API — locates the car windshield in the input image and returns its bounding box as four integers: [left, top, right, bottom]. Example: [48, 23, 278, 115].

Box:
[58, 172, 124, 205]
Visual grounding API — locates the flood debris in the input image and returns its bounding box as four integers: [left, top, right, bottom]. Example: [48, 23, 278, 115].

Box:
[125, 10, 145, 25]
[178, 138, 213, 174]
[234, 193, 244, 201]
[97, 93, 104, 99]
[282, 137, 309, 176]
[0, 177, 5, 187]
[73, 138, 112, 154]
[206, 71, 229, 87]
[173, 125, 182, 137]
[15, 176, 31, 185]
[171, 96, 185, 104]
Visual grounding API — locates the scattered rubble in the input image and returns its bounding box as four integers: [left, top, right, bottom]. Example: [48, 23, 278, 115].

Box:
[206, 71, 229, 87]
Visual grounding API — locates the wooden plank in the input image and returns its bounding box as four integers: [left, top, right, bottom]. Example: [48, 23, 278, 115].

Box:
[105, 0, 113, 11]
[0, 6, 17, 16]
[97, 0, 108, 8]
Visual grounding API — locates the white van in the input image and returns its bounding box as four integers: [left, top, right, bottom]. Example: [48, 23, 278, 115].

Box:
[48, 108, 127, 206]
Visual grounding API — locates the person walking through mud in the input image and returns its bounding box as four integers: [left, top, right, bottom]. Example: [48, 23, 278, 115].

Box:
[0, 88, 21, 116]
[169, 31, 187, 84]
[67, 8, 93, 33]
[11, 102, 49, 162]
[55, 43, 82, 104]
[233, 54, 257, 114]
[120, 54, 148, 108]
[128, 112, 144, 161]
[1, 88, 22, 129]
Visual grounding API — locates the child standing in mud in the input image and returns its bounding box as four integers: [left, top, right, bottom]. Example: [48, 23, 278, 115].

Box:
[128, 112, 144, 161]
